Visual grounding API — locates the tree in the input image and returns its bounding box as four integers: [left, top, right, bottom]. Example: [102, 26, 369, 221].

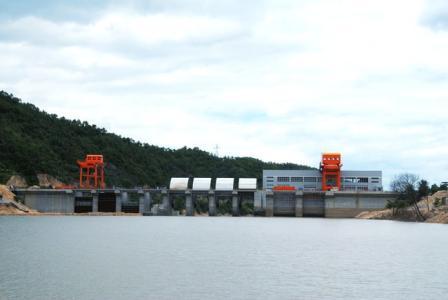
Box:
[386, 199, 408, 216]
[390, 173, 425, 221]
[417, 180, 430, 198]
[390, 173, 419, 194]
[430, 184, 439, 195]
[417, 180, 430, 212]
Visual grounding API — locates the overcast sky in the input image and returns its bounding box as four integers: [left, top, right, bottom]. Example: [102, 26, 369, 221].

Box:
[1, 0, 447, 187]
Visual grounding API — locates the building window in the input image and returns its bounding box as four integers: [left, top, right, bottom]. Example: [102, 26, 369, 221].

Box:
[304, 184, 317, 188]
[344, 177, 356, 183]
[358, 177, 368, 183]
[277, 177, 290, 182]
[291, 177, 303, 182]
[304, 177, 317, 183]
[370, 177, 380, 183]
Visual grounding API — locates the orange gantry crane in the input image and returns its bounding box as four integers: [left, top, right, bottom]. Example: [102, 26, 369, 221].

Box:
[77, 154, 105, 189]
[320, 153, 342, 191]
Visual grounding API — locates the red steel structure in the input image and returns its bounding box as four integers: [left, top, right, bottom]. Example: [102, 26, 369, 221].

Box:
[77, 154, 105, 189]
[320, 153, 342, 191]
[272, 185, 297, 191]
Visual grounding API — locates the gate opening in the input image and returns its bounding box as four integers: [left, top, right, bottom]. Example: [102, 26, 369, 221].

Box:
[74, 197, 93, 213]
[273, 192, 295, 216]
[303, 193, 325, 217]
[98, 192, 116, 212]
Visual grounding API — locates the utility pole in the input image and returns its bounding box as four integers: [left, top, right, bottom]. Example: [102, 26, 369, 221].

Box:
[214, 144, 219, 157]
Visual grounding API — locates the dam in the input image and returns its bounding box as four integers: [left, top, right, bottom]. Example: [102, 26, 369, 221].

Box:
[12, 153, 397, 217]
[13, 188, 396, 217]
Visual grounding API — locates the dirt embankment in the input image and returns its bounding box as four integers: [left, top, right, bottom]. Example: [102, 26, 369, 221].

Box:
[0, 185, 16, 201]
[356, 191, 448, 224]
[0, 204, 29, 215]
[0, 185, 38, 215]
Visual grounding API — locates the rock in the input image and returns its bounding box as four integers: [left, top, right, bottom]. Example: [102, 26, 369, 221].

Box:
[6, 175, 28, 188]
[37, 174, 65, 188]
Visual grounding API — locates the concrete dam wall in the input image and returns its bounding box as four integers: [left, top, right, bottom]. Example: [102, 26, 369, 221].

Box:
[265, 190, 396, 217]
[14, 189, 397, 217]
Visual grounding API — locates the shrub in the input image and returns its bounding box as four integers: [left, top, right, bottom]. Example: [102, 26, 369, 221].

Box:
[240, 201, 254, 215]
[173, 196, 185, 212]
[217, 200, 232, 215]
[194, 196, 208, 214]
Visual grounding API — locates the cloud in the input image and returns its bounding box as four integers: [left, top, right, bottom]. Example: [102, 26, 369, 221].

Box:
[0, 13, 244, 49]
[421, 0, 448, 30]
[0, 0, 447, 188]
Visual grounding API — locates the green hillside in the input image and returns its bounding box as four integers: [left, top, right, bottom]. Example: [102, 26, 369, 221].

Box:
[0, 91, 313, 187]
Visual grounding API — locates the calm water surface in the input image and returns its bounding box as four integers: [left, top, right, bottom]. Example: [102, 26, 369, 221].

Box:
[0, 216, 447, 300]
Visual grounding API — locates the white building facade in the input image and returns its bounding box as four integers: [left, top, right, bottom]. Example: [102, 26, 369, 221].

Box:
[263, 170, 382, 192]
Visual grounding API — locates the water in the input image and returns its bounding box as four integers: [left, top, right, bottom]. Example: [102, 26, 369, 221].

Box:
[0, 217, 447, 300]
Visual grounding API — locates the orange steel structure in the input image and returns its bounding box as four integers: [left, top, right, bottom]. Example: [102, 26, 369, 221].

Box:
[77, 154, 105, 189]
[320, 153, 342, 191]
[272, 185, 297, 191]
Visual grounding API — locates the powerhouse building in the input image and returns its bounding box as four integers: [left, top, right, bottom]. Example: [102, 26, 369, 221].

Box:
[262, 170, 383, 192]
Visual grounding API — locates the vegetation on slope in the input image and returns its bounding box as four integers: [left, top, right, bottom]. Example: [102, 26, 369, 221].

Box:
[0, 91, 313, 187]
[357, 173, 448, 223]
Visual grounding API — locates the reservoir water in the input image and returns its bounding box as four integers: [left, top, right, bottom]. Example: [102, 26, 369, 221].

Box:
[0, 216, 447, 300]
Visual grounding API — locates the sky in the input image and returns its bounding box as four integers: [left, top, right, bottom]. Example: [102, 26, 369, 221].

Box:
[0, 0, 447, 188]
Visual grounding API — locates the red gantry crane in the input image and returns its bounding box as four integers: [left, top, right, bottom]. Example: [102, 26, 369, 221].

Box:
[320, 153, 342, 191]
[77, 154, 105, 189]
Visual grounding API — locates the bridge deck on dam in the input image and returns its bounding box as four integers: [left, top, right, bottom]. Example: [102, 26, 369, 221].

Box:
[13, 188, 397, 218]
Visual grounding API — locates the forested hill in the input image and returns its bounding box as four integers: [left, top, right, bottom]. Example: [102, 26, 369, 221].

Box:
[0, 91, 313, 187]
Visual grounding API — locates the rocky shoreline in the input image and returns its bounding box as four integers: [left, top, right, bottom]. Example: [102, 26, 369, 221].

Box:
[356, 191, 448, 224]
